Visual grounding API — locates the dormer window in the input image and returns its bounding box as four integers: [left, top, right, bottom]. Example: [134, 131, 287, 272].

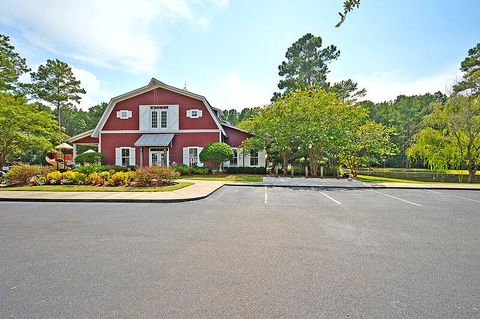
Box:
[187, 109, 202, 118]
[116, 110, 132, 119]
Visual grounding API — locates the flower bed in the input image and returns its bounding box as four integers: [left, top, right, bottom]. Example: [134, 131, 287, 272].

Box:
[3, 164, 180, 188]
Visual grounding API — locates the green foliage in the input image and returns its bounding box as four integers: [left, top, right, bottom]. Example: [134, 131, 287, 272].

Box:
[199, 142, 234, 169]
[172, 164, 192, 175]
[409, 95, 480, 182]
[105, 171, 135, 186]
[73, 164, 135, 175]
[240, 136, 265, 153]
[46, 171, 63, 185]
[60, 171, 87, 185]
[273, 33, 340, 99]
[328, 79, 366, 101]
[0, 92, 66, 167]
[4, 164, 53, 186]
[221, 107, 261, 126]
[191, 165, 209, 175]
[30, 59, 86, 127]
[0, 34, 30, 93]
[340, 122, 396, 177]
[453, 43, 480, 95]
[224, 166, 266, 174]
[74, 152, 104, 165]
[361, 92, 447, 167]
[336, 0, 361, 27]
[133, 166, 179, 187]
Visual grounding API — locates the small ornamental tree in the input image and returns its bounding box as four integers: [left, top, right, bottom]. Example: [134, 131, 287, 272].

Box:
[199, 142, 234, 171]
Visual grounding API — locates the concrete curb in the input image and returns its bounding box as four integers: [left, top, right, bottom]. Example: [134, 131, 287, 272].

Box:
[224, 183, 480, 191]
[0, 185, 225, 203]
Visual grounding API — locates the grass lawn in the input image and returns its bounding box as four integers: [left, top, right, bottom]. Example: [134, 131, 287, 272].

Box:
[357, 175, 446, 184]
[181, 174, 263, 182]
[0, 182, 193, 192]
[365, 167, 480, 175]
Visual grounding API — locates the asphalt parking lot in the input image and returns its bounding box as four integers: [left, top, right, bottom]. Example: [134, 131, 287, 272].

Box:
[1, 186, 479, 318]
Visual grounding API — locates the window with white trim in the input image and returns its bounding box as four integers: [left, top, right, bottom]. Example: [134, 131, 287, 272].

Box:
[117, 110, 132, 119]
[151, 106, 168, 129]
[231, 148, 238, 166]
[121, 148, 130, 166]
[186, 109, 202, 118]
[189, 148, 199, 166]
[250, 150, 258, 166]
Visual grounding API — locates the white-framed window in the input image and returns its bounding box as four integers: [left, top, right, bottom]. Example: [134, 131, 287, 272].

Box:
[116, 110, 132, 119]
[250, 150, 258, 166]
[151, 106, 168, 129]
[121, 148, 130, 166]
[231, 148, 238, 166]
[189, 147, 199, 166]
[186, 109, 203, 118]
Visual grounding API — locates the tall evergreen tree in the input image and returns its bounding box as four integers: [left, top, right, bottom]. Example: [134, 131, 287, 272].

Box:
[0, 34, 30, 93]
[30, 59, 86, 128]
[453, 43, 480, 95]
[273, 33, 340, 100]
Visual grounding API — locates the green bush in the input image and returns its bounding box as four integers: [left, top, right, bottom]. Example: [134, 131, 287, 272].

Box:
[74, 152, 104, 165]
[172, 164, 192, 175]
[133, 166, 179, 187]
[4, 164, 54, 186]
[85, 172, 104, 186]
[61, 171, 87, 185]
[74, 164, 136, 174]
[224, 166, 266, 174]
[191, 165, 209, 175]
[46, 171, 63, 184]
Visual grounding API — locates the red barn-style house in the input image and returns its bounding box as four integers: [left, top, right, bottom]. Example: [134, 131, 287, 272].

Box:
[67, 78, 266, 168]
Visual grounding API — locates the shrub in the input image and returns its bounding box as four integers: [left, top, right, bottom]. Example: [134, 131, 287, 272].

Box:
[133, 166, 179, 187]
[46, 171, 63, 185]
[172, 164, 192, 175]
[74, 164, 102, 175]
[199, 142, 234, 170]
[224, 166, 266, 174]
[85, 172, 106, 186]
[74, 152, 104, 165]
[105, 171, 135, 186]
[191, 165, 209, 175]
[61, 171, 87, 185]
[4, 164, 53, 186]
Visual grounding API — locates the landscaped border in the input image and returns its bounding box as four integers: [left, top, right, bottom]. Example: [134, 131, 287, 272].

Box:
[0, 181, 193, 192]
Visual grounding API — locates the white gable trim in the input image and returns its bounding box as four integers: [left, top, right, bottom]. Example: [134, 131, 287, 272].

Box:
[66, 129, 95, 143]
[92, 78, 227, 138]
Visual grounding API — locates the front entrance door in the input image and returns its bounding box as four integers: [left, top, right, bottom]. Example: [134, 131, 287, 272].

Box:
[149, 147, 168, 166]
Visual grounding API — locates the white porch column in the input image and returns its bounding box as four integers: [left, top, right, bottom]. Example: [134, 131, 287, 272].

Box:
[73, 144, 77, 160]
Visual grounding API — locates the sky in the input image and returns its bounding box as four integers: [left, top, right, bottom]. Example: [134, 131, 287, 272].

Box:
[0, 0, 479, 110]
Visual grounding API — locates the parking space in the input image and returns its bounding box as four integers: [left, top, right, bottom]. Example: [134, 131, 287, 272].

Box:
[1, 186, 479, 318]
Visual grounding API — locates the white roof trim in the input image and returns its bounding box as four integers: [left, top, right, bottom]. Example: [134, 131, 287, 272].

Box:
[92, 78, 226, 137]
[66, 129, 95, 143]
[221, 123, 252, 135]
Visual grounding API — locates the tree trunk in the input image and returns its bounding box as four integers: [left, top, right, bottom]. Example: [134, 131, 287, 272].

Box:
[468, 167, 476, 183]
[281, 151, 288, 175]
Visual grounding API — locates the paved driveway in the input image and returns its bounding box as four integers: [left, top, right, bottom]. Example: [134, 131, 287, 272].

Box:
[1, 187, 479, 318]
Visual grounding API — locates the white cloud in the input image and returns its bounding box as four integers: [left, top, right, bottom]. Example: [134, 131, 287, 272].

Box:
[346, 65, 462, 102]
[0, 0, 228, 73]
[71, 67, 106, 110]
[192, 71, 273, 110]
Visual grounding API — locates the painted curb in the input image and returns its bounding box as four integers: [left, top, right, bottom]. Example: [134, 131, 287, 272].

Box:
[0, 185, 225, 203]
[224, 183, 480, 191]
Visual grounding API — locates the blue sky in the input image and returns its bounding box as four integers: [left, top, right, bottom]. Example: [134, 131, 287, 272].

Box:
[0, 0, 479, 110]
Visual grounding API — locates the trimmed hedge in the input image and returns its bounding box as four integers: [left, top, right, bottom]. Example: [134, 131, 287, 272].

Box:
[4, 164, 54, 186]
[224, 166, 266, 174]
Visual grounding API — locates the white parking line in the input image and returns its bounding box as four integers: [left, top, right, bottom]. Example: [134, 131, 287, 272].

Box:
[426, 189, 480, 203]
[372, 190, 423, 207]
[264, 186, 268, 203]
[319, 191, 342, 205]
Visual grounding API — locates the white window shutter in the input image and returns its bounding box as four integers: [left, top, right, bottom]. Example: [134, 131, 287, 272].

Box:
[197, 147, 203, 167]
[115, 148, 122, 166]
[244, 151, 251, 167]
[182, 147, 189, 165]
[129, 148, 136, 166]
[127, 110, 132, 118]
[186, 110, 191, 117]
[168, 105, 179, 130]
[198, 110, 203, 117]
[258, 149, 266, 167]
[139, 106, 150, 131]
[116, 111, 121, 118]
[237, 148, 243, 167]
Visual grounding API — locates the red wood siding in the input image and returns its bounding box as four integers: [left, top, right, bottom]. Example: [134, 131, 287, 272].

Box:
[102, 87, 218, 131]
[223, 125, 252, 147]
[73, 135, 99, 144]
[100, 132, 220, 166]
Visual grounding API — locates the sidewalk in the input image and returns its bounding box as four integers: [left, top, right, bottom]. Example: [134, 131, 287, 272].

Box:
[225, 176, 480, 190]
[0, 179, 225, 203]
